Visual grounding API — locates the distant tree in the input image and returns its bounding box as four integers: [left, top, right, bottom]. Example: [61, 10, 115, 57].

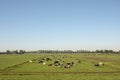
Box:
[95, 50, 103, 53]
[11, 50, 19, 54]
[109, 50, 113, 53]
[19, 50, 25, 54]
[6, 50, 11, 54]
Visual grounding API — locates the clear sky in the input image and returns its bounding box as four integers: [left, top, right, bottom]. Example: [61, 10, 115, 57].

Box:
[0, 0, 120, 51]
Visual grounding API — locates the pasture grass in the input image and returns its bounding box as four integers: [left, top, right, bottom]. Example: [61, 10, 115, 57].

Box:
[0, 54, 42, 70]
[0, 53, 120, 80]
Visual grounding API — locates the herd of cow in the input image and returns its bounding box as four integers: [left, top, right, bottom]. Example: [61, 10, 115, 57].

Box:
[29, 55, 104, 69]
[37, 57, 79, 68]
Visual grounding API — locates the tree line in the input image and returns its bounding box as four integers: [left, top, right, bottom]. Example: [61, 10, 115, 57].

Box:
[0, 49, 120, 54]
[36, 49, 120, 54]
[0, 50, 26, 54]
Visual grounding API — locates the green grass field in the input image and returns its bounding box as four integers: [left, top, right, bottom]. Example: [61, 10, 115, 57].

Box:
[0, 53, 120, 80]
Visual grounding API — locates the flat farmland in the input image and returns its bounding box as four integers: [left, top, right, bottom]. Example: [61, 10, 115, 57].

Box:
[0, 53, 120, 80]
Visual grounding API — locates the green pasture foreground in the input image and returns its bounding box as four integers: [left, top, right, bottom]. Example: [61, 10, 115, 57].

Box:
[0, 73, 120, 80]
[0, 53, 120, 80]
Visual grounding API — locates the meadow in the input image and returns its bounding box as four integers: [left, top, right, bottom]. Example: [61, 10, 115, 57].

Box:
[0, 53, 120, 80]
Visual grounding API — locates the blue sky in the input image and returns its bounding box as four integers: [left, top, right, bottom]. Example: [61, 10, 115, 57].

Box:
[0, 0, 120, 51]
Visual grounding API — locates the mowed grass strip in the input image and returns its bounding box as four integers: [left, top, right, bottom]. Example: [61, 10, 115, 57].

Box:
[0, 73, 120, 80]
